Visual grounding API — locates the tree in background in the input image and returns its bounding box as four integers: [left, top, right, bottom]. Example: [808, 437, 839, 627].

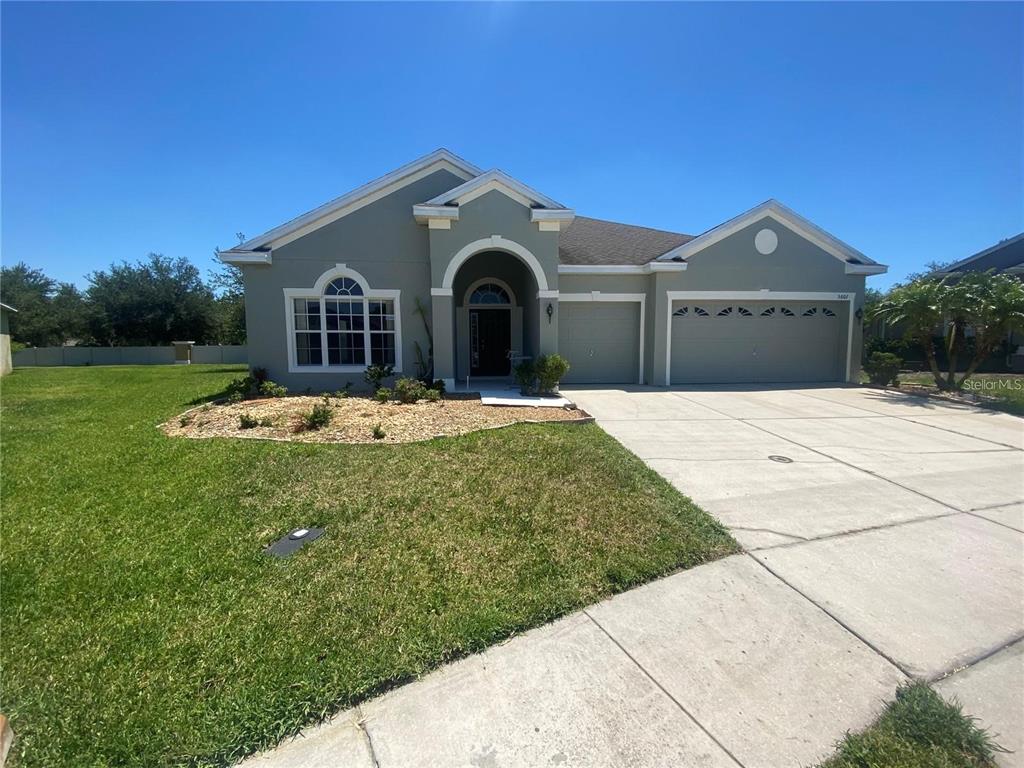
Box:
[208, 253, 246, 344]
[87, 254, 217, 345]
[871, 271, 1024, 391]
[0, 262, 90, 346]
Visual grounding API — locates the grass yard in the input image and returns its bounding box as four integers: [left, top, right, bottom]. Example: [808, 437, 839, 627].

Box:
[896, 372, 1024, 416]
[0, 365, 737, 767]
[820, 682, 1001, 768]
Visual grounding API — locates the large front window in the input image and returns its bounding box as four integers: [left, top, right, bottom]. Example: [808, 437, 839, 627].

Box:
[290, 276, 398, 369]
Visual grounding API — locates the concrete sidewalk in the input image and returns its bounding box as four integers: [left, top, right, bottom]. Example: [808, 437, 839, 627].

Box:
[241, 385, 1023, 768]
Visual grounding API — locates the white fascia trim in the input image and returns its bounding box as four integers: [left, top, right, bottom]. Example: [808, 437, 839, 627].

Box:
[219, 250, 272, 265]
[939, 232, 1024, 273]
[557, 263, 687, 275]
[238, 149, 482, 251]
[423, 168, 565, 210]
[845, 263, 888, 275]
[430, 288, 454, 297]
[663, 289, 857, 386]
[530, 209, 575, 222]
[536, 289, 559, 299]
[283, 264, 403, 375]
[412, 204, 459, 224]
[0, 302, 18, 313]
[656, 199, 880, 269]
[560, 292, 646, 385]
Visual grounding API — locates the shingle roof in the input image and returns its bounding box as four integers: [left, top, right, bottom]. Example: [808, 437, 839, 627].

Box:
[558, 216, 693, 266]
[940, 232, 1024, 275]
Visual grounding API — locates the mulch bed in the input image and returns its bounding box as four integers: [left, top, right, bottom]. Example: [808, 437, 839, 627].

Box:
[162, 394, 589, 444]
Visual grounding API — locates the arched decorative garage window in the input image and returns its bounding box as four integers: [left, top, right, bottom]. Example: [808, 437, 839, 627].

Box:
[737, 307, 753, 316]
[802, 307, 818, 317]
[674, 306, 710, 317]
[693, 306, 709, 317]
[673, 306, 688, 317]
[284, 265, 402, 373]
[717, 306, 733, 316]
[780, 307, 795, 317]
[822, 307, 837, 317]
[760, 306, 776, 317]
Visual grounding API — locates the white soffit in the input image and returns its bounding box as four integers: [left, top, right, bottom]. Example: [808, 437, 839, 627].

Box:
[234, 148, 483, 252]
[656, 199, 886, 274]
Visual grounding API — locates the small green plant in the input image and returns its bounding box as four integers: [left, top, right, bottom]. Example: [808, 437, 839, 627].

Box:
[375, 387, 392, 403]
[394, 377, 427, 404]
[333, 382, 353, 399]
[364, 364, 394, 391]
[371, 423, 386, 440]
[179, 413, 194, 427]
[299, 401, 333, 431]
[258, 416, 275, 427]
[227, 391, 243, 404]
[238, 412, 259, 429]
[864, 351, 902, 387]
[430, 379, 446, 395]
[424, 389, 441, 403]
[535, 354, 570, 394]
[259, 380, 288, 398]
[513, 359, 536, 394]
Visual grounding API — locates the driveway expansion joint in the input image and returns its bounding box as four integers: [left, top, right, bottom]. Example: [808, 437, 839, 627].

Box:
[356, 707, 382, 768]
[927, 634, 1024, 685]
[581, 609, 747, 768]
[747, 510, 963, 552]
[964, 510, 1024, 534]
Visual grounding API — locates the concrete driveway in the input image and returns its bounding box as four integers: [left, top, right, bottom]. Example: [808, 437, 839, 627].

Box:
[242, 385, 1022, 768]
[568, 384, 1024, 763]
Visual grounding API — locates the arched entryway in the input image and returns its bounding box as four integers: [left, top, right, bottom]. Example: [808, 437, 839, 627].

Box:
[450, 251, 539, 382]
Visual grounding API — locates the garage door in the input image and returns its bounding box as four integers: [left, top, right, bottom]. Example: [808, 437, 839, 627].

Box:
[559, 302, 641, 384]
[670, 300, 844, 384]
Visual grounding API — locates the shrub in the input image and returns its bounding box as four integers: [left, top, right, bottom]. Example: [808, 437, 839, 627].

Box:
[250, 367, 269, 385]
[299, 401, 333, 431]
[238, 412, 259, 429]
[864, 351, 902, 387]
[364, 364, 394, 391]
[535, 354, 570, 393]
[375, 387, 392, 403]
[333, 382, 353, 399]
[226, 392, 243, 404]
[258, 416, 275, 427]
[394, 377, 427, 404]
[430, 379, 446, 395]
[371, 423, 386, 440]
[225, 375, 256, 399]
[179, 413, 194, 427]
[513, 359, 536, 394]
[424, 389, 441, 403]
[259, 380, 288, 398]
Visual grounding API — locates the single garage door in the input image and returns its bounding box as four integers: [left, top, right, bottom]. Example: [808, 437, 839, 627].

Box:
[670, 300, 845, 384]
[559, 301, 641, 384]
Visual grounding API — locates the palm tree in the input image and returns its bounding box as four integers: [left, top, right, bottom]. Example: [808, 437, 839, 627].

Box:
[871, 272, 1024, 391]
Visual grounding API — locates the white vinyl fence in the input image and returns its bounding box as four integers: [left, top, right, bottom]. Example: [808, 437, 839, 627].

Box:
[12, 345, 247, 367]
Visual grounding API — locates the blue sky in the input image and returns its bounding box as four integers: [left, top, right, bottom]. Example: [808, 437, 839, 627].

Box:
[2, 2, 1021, 290]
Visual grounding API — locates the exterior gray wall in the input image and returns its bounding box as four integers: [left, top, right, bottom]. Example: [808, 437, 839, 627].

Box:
[240, 169, 463, 390]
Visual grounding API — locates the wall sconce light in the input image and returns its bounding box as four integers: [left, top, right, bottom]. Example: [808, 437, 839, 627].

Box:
[546, 303, 554, 323]
[855, 307, 863, 321]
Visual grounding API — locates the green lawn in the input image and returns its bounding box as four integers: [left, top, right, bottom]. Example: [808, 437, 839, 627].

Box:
[0, 365, 737, 767]
[897, 372, 1024, 416]
[821, 683, 1001, 768]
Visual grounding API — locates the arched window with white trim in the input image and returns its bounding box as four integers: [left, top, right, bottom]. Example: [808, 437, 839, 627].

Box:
[285, 266, 402, 372]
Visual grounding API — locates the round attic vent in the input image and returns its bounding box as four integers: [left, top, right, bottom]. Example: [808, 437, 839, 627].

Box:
[755, 228, 778, 255]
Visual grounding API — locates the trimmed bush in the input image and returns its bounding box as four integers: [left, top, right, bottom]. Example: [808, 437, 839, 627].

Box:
[375, 388, 392, 403]
[513, 359, 536, 394]
[535, 354, 570, 394]
[364, 364, 394, 391]
[394, 377, 427, 404]
[259, 381, 288, 398]
[864, 351, 902, 387]
[430, 379, 446, 395]
[424, 389, 441, 403]
[298, 401, 333, 431]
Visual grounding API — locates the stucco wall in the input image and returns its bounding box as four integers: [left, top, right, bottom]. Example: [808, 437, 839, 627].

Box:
[240, 169, 464, 390]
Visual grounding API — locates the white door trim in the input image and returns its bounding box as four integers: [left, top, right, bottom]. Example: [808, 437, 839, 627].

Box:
[559, 292, 646, 385]
[664, 290, 855, 386]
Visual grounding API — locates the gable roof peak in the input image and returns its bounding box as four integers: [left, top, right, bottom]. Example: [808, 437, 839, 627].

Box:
[421, 167, 567, 210]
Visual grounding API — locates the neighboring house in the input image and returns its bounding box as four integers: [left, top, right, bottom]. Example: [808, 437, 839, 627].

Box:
[1, 303, 16, 376]
[931, 232, 1024, 278]
[220, 149, 886, 390]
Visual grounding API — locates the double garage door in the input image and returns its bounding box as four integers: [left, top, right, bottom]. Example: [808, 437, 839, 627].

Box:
[670, 300, 845, 384]
[559, 302, 641, 384]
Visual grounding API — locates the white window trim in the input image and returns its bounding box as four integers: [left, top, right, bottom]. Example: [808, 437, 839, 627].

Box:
[664, 290, 855, 386]
[283, 264, 403, 374]
[559, 292, 646, 385]
[463, 277, 517, 307]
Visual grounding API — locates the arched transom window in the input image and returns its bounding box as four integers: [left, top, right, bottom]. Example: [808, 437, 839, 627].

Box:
[287, 269, 401, 371]
[468, 283, 512, 305]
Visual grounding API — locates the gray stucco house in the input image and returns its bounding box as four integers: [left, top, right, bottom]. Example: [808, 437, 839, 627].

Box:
[220, 149, 887, 390]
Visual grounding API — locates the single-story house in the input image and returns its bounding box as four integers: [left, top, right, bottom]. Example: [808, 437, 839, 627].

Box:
[1, 302, 16, 377]
[931, 232, 1024, 278]
[220, 149, 887, 390]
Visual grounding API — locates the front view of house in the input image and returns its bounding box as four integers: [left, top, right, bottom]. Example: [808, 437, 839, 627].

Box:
[221, 149, 887, 390]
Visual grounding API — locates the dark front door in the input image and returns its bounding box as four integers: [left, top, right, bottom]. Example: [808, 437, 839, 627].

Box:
[470, 309, 511, 376]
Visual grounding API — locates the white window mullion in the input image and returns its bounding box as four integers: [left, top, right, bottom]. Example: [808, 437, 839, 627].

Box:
[363, 299, 372, 367]
[320, 299, 328, 370]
